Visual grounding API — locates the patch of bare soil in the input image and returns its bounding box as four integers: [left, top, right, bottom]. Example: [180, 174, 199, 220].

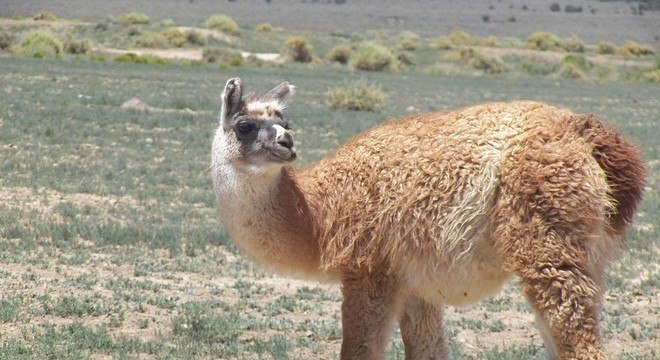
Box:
[94, 45, 282, 63]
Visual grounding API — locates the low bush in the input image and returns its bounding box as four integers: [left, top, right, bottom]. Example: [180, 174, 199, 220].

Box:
[434, 37, 452, 50]
[522, 56, 558, 75]
[617, 41, 655, 57]
[524, 32, 564, 52]
[443, 29, 499, 47]
[563, 36, 586, 53]
[281, 36, 313, 63]
[398, 31, 421, 51]
[255, 23, 273, 32]
[33, 12, 58, 21]
[11, 29, 63, 58]
[327, 44, 352, 64]
[639, 69, 660, 83]
[562, 54, 593, 72]
[597, 42, 617, 55]
[89, 54, 106, 62]
[162, 28, 188, 47]
[204, 14, 240, 34]
[396, 51, 416, 68]
[116, 12, 150, 25]
[132, 32, 169, 48]
[113, 53, 170, 65]
[559, 63, 587, 80]
[326, 82, 388, 111]
[469, 52, 506, 74]
[202, 48, 243, 67]
[0, 31, 16, 50]
[348, 41, 397, 71]
[64, 37, 91, 54]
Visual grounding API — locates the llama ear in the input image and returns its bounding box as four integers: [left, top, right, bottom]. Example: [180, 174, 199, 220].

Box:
[220, 77, 243, 129]
[268, 81, 295, 104]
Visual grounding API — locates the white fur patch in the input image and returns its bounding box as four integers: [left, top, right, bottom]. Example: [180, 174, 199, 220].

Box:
[246, 100, 285, 115]
[272, 124, 287, 138]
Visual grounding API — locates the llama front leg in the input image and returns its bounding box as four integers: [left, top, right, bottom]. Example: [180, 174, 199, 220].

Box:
[340, 272, 401, 360]
[520, 261, 605, 359]
[399, 296, 446, 360]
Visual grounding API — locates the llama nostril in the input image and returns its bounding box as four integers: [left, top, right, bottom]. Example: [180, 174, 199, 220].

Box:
[277, 132, 294, 149]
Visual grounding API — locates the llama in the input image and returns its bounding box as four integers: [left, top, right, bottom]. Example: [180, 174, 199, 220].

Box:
[211, 77, 646, 360]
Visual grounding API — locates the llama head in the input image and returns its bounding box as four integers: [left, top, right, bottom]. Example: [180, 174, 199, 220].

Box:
[215, 77, 296, 173]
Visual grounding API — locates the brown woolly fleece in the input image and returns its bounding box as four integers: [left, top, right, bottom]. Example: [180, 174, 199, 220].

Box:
[212, 78, 646, 360]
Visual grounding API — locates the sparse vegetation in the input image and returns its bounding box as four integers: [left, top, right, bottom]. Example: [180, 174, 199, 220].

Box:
[33, 12, 58, 21]
[524, 31, 564, 52]
[348, 41, 397, 71]
[64, 37, 92, 54]
[116, 12, 150, 25]
[162, 28, 206, 47]
[281, 36, 313, 63]
[326, 81, 388, 111]
[11, 29, 63, 58]
[204, 14, 240, 34]
[617, 41, 655, 57]
[0, 31, 16, 50]
[0, 7, 657, 359]
[327, 44, 352, 64]
[131, 31, 169, 48]
[255, 23, 274, 32]
[398, 31, 421, 51]
[597, 41, 617, 55]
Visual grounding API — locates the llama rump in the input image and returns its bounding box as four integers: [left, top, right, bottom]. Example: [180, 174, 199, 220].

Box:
[211, 77, 645, 360]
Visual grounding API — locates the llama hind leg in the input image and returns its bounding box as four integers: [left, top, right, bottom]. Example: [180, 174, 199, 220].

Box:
[399, 296, 446, 360]
[515, 233, 606, 360]
[339, 272, 402, 360]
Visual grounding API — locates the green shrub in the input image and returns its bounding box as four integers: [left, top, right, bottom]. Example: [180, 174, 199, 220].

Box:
[562, 54, 593, 72]
[434, 37, 452, 50]
[185, 30, 206, 46]
[204, 14, 240, 34]
[281, 36, 313, 63]
[522, 56, 558, 75]
[113, 53, 170, 65]
[255, 23, 273, 32]
[639, 69, 660, 83]
[563, 36, 586, 53]
[398, 31, 421, 51]
[559, 63, 587, 80]
[11, 29, 63, 58]
[202, 47, 243, 67]
[348, 42, 397, 71]
[327, 44, 352, 64]
[0, 31, 16, 50]
[524, 32, 564, 51]
[162, 27, 206, 48]
[597, 42, 617, 55]
[469, 52, 506, 74]
[444, 29, 498, 47]
[64, 37, 91, 54]
[33, 12, 58, 21]
[439, 47, 476, 64]
[327, 82, 388, 111]
[617, 41, 655, 57]
[132, 32, 168, 48]
[116, 12, 150, 25]
[162, 28, 187, 47]
[396, 51, 416, 68]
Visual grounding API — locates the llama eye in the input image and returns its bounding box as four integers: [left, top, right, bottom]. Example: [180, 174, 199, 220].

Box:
[236, 122, 255, 135]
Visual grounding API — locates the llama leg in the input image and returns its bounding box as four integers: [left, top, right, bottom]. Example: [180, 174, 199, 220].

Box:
[339, 273, 401, 360]
[518, 248, 605, 359]
[399, 296, 446, 360]
[533, 311, 558, 360]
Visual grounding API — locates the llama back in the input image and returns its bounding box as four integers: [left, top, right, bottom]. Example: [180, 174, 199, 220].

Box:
[305, 101, 561, 273]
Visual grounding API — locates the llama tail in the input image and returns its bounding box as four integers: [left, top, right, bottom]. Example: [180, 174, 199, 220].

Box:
[572, 114, 647, 234]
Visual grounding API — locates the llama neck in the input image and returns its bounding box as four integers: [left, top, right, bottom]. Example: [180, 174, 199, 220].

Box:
[213, 164, 322, 278]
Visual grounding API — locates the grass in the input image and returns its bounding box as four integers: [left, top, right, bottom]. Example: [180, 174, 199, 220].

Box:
[0, 15, 657, 359]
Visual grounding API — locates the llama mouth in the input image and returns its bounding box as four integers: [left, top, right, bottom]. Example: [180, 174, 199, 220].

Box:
[270, 148, 297, 162]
